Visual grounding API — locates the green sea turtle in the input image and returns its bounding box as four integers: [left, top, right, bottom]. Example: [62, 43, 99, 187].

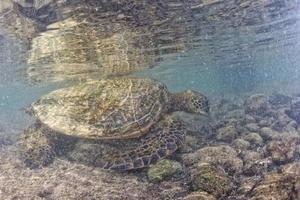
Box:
[18, 77, 209, 170]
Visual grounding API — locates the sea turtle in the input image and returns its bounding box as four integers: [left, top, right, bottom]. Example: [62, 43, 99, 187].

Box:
[18, 77, 209, 170]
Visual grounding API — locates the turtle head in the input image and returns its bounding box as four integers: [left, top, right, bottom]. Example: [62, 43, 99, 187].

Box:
[172, 90, 209, 115]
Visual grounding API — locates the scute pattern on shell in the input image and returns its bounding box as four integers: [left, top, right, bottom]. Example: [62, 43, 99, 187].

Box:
[32, 78, 170, 139]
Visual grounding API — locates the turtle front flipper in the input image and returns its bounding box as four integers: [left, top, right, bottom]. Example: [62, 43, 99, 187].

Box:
[95, 116, 186, 171]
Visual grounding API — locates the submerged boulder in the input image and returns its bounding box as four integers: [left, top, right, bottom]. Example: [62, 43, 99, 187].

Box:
[216, 125, 238, 142]
[183, 191, 216, 200]
[232, 138, 250, 150]
[191, 162, 233, 198]
[183, 145, 243, 174]
[244, 94, 271, 116]
[147, 159, 183, 182]
[17, 126, 57, 168]
[286, 99, 300, 124]
[268, 93, 293, 106]
[249, 162, 300, 200]
[266, 135, 300, 164]
[242, 132, 263, 146]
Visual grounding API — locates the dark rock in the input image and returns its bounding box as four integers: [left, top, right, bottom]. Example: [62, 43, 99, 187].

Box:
[147, 159, 183, 182]
[249, 162, 300, 200]
[266, 135, 300, 164]
[286, 99, 300, 124]
[191, 162, 233, 198]
[216, 125, 238, 142]
[245, 115, 256, 124]
[244, 94, 271, 116]
[271, 111, 295, 132]
[259, 127, 278, 140]
[232, 139, 250, 151]
[242, 151, 268, 176]
[183, 191, 216, 200]
[258, 119, 271, 127]
[243, 132, 263, 146]
[245, 123, 260, 132]
[183, 145, 243, 174]
[17, 126, 57, 168]
[268, 93, 293, 106]
[18, 124, 75, 169]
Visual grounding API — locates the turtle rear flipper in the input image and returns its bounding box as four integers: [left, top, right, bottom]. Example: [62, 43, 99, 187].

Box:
[95, 116, 186, 171]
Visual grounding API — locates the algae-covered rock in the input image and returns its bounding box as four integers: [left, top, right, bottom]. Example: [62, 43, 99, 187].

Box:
[241, 150, 265, 176]
[183, 191, 216, 200]
[0, 147, 166, 200]
[147, 159, 183, 182]
[271, 111, 296, 132]
[216, 125, 238, 142]
[245, 123, 260, 132]
[0, 134, 14, 148]
[266, 135, 300, 164]
[245, 115, 256, 124]
[183, 145, 243, 174]
[249, 162, 300, 200]
[244, 94, 271, 116]
[191, 163, 232, 198]
[243, 132, 263, 146]
[65, 140, 116, 166]
[17, 126, 57, 168]
[232, 139, 250, 150]
[286, 99, 300, 124]
[268, 93, 293, 106]
[259, 127, 277, 140]
[17, 124, 75, 168]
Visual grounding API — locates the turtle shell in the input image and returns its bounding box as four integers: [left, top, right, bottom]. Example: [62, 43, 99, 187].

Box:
[32, 78, 170, 139]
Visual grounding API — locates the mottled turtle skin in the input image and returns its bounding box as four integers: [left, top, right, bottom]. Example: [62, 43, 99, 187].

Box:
[19, 77, 209, 170]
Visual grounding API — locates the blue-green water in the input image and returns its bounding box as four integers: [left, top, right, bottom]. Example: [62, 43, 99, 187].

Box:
[1, 0, 300, 132]
[1, 1, 300, 199]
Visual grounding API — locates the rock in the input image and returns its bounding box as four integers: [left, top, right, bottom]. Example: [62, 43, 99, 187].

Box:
[17, 126, 57, 168]
[245, 115, 256, 123]
[286, 99, 300, 124]
[159, 181, 188, 199]
[249, 162, 300, 200]
[237, 176, 262, 195]
[183, 191, 216, 200]
[183, 145, 243, 174]
[232, 139, 250, 151]
[268, 93, 293, 106]
[259, 127, 278, 140]
[216, 125, 238, 142]
[266, 136, 300, 164]
[180, 135, 200, 153]
[65, 140, 115, 166]
[245, 123, 260, 132]
[244, 94, 271, 116]
[271, 112, 295, 132]
[226, 109, 245, 120]
[0, 134, 14, 147]
[147, 159, 183, 182]
[243, 132, 263, 146]
[191, 163, 232, 198]
[242, 151, 265, 176]
[258, 119, 271, 127]
[0, 147, 166, 200]
[17, 124, 75, 169]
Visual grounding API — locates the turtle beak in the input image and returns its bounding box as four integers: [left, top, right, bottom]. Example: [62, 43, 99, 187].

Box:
[199, 110, 209, 116]
[197, 110, 212, 122]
